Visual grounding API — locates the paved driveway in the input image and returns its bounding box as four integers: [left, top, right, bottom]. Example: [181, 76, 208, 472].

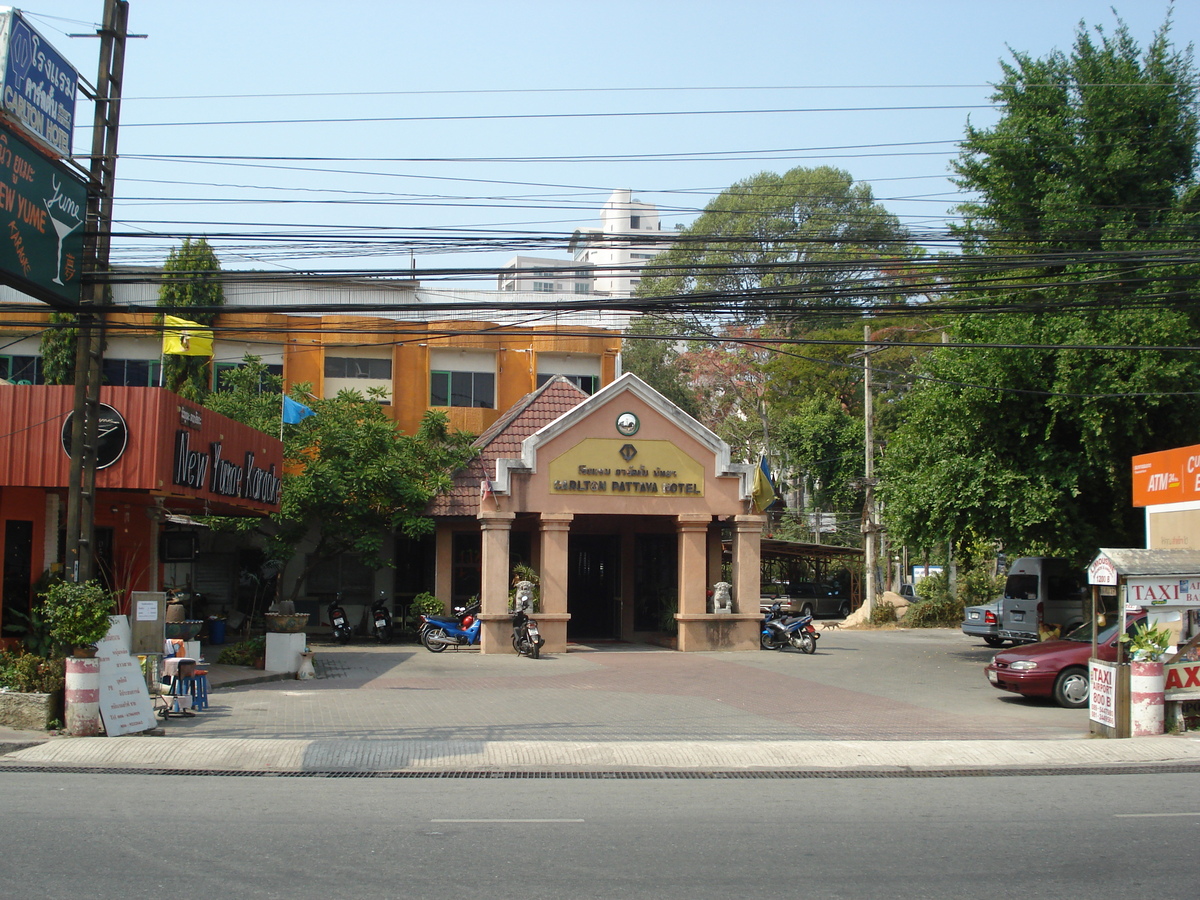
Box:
[172, 627, 1087, 743]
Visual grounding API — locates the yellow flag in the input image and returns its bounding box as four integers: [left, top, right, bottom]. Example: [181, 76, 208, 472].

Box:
[162, 315, 214, 357]
[751, 456, 776, 513]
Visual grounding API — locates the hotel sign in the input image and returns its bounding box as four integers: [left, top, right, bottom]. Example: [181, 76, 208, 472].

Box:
[0, 9, 78, 157]
[549, 439, 705, 497]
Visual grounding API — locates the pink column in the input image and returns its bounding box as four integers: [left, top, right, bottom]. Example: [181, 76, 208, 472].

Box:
[478, 511, 515, 654]
[1130, 660, 1165, 737]
[537, 513, 573, 653]
[732, 514, 766, 615]
[676, 515, 711, 651]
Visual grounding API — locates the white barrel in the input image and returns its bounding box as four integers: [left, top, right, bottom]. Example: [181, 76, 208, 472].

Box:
[64, 656, 102, 736]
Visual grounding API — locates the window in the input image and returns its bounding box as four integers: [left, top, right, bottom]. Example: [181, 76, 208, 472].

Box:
[0, 355, 43, 384]
[324, 357, 392, 379]
[629, 215, 641, 229]
[574, 282, 591, 294]
[532, 281, 555, 292]
[630, 253, 655, 260]
[431, 370, 494, 408]
[214, 361, 282, 393]
[102, 358, 160, 387]
[537, 373, 599, 395]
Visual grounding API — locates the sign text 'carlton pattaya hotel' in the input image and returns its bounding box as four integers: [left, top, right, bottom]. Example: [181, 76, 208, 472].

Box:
[549, 439, 705, 497]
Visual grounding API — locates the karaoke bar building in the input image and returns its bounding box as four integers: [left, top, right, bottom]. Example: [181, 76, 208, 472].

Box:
[0, 385, 283, 636]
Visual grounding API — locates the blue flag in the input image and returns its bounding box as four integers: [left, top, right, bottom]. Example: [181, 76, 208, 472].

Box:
[282, 396, 315, 424]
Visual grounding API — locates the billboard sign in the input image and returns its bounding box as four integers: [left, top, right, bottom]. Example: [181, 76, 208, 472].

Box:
[0, 9, 78, 157]
[0, 120, 86, 304]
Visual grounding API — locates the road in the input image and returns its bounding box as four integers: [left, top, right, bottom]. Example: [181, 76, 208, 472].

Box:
[3, 770, 1197, 899]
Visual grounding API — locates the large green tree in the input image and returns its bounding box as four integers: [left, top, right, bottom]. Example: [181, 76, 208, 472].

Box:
[204, 358, 477, 601]
[881, 14, 1200, 562]
[159, 237, 224, 400]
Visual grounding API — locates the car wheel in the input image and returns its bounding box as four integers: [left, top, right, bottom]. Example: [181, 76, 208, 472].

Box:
[1053, 666, 1090, 709]
[983, 636, 1005, 648]
[838, 601, 850, 619]
[800, 603, 814, 618]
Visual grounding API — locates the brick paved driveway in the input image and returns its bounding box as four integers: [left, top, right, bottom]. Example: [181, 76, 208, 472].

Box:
[173, 628, 1087, 743]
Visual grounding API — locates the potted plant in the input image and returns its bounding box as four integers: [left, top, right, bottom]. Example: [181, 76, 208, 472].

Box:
[1122, 621, 1173, 737]
[1122, 622, 1172, 662]
[39, 579, 117, 657]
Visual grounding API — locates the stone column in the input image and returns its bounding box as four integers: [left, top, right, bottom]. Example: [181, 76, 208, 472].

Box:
[537, 513, 574, 653]
[732, 514, 766, 615]
[478, 510, 515, 653]
[675, 514, 711, 651]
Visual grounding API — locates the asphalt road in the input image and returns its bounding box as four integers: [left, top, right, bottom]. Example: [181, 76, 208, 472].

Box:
[3, 770, 1197, 899]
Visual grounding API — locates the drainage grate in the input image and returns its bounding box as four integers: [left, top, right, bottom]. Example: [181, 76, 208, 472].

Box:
[2, 763, 1199, 779]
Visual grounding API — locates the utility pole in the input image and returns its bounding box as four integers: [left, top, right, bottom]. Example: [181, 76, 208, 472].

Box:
[65, 0, 129, 583]
[856, 324, 883, 617]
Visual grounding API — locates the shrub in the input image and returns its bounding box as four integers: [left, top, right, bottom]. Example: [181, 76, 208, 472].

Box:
[870, 600, 898, 626]
[0, 650, 66, 693]
[217, 636, 265, 667]
[39, 579, 116, 651]
[410, 592, 444, 618]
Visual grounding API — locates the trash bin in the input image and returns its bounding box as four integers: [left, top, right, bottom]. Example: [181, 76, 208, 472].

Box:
[207, 618, 226, 645]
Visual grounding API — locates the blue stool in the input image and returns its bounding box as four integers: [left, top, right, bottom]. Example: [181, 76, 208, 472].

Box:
[177, 671, 209, 710]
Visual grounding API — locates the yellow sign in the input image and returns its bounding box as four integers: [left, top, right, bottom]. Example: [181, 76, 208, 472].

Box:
[549, 439, 705, 497]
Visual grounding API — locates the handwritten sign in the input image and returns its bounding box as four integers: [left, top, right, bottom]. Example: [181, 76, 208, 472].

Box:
[1089, 659, 1118, 728]
[96, 616, 157, 735]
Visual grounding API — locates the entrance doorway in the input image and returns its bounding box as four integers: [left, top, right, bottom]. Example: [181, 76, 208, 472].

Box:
[568, 534, 620, 640]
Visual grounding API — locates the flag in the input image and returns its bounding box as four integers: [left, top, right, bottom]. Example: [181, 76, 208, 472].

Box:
[162, 315, 214, 357]
[282, 396, 315, 424]
[480, 472, 497, 506]
[751, 455, 776, 513]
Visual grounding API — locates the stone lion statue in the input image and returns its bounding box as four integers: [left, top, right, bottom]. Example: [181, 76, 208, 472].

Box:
[710, 581, 733, 614]
[514, 580, 536, 612]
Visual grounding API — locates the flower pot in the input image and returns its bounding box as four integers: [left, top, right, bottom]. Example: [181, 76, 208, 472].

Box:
[1131, 659, 1166, 737]
[264, 612, 310, 633]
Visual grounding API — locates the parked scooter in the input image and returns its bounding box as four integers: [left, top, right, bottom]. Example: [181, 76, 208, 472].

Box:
[761, 602, 819, 653]
[370, 591, 393, 644]
[328, 594, 354, 644]
[511, 594, 544, 659]
[420, 602, 482, 652]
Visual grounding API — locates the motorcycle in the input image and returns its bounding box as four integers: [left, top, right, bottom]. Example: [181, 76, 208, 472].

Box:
[420, 602, 482, 652]
[370, 591, 394, 644]
[760, 602, 819, 653]
[328, 594, 354, 644]
[511, 599, 544, 659]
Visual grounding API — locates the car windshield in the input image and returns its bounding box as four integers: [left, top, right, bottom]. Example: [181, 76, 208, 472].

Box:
[1064, 617, 1136, 644]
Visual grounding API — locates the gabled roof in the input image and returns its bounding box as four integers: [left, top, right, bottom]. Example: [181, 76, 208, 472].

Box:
[495, 372, 753, 496]
[426, 376, 589, 517]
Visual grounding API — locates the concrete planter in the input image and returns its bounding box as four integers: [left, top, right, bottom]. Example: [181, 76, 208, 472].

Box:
[0, 690, 63, 730]
[1131, 659, 1166, 737]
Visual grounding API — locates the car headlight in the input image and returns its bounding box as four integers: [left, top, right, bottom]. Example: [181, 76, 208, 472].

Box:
[1008, 660, 1038, 671]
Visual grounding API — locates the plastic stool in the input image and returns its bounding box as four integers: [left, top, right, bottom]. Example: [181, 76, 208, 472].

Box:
[178, 671, 209, 710]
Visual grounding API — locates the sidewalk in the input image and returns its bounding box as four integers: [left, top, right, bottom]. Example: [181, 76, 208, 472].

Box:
[3, 634, 1200, 774]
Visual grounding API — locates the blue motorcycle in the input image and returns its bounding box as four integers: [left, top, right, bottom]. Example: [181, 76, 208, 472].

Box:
[761, 602, 818, 653]
[420, 602, 482, 652]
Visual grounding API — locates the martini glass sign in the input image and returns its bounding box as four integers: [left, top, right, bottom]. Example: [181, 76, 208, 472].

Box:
[43, 174, 82, 285]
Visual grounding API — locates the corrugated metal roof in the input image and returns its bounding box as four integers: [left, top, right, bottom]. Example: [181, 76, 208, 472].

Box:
[1095, 548, 1200, 576]
[427, 376, 589, 517]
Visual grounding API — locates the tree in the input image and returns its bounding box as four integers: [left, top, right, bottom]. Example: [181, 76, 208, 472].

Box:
[881, 14, 1200, 562]
[638, 165, 910, 320]
[204, 357, 478, 601]
[158, 237, 224, 400]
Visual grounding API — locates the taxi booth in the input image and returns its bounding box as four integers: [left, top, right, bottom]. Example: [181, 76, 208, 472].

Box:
[1087, 549, 1200, 738]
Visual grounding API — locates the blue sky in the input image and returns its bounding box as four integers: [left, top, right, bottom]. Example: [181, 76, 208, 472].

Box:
[16, 0, 1200, 284]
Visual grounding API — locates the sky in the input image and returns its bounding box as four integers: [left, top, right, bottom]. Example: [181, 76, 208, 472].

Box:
[12, 0, 1200, 287]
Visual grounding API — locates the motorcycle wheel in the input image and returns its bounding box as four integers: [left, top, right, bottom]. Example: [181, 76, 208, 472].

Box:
[421, 627, 449, 653]
[529, 639, 540, 659]
[760, 631, 782, 651]
[794, 632, 816, 654]
[376, 626, 393, 644]
[338, 629, 352, 645]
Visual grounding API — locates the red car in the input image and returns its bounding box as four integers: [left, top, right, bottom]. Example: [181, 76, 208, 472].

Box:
[985, 614, 1143, 709]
